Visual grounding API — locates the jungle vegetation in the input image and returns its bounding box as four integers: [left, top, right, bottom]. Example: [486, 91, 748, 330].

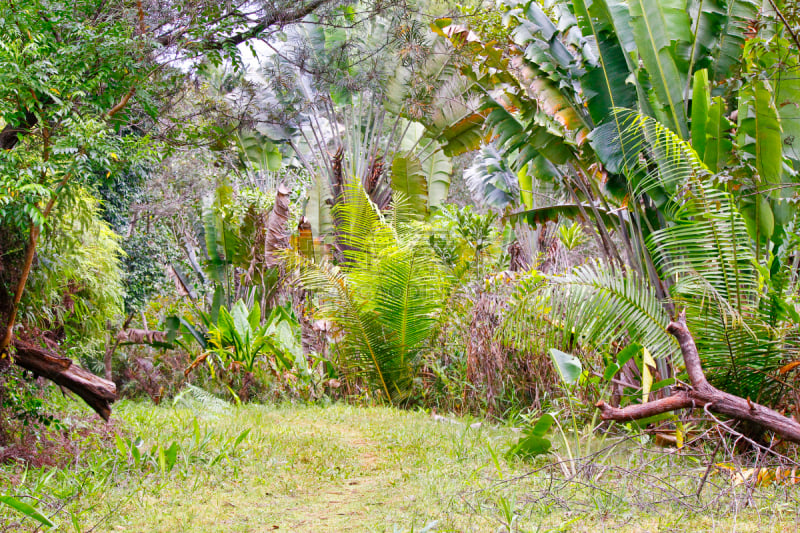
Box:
[2, 0, 800, 530]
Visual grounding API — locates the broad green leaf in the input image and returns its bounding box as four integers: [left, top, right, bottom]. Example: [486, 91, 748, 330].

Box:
[164, 442, 180, 472]
[420, 144, 452, 210]
[627, 0, 691, 138]
[738, 79, 783, 185]
[572, 0, 637, 123]
[641, 347, 656, 403]
[603, 361, 621, 381]
[506, 413, 554, 459]
[0, 496, 54, 528]
[769, 45, 800, 163]
[528, 412, 556, 438]
[518, 164, 533, 209]
[691, 70, 710, 160]
[247, 301, 261, 331]
[617, 343, 642, 367]
[391, 152, 428, 214]
[740, 194, 775, 241]
[549, 348, 583, 384]
[703, 96, 733, 172]
[158, 445, 166, 473]
[507, 435, 551, 459]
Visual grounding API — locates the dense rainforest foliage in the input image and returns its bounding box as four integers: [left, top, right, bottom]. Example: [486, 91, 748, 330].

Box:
[2, 0, 800, 529]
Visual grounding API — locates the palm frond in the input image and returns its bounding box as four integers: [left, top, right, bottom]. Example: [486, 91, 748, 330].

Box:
[616, 110, 796, 401]
[502, 261, 679, 363]
[291, 183, 445, 401]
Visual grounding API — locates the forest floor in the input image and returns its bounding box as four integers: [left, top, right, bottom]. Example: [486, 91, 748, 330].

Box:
[1, 396, 799, 532]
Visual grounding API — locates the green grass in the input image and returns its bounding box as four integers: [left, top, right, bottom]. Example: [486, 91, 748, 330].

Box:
[1, 395, 799, 532]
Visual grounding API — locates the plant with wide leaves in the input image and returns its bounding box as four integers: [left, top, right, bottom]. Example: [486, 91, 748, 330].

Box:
[503, 111, 800, 407]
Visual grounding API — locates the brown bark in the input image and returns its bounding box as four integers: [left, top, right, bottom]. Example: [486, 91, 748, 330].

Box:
[12, 339, 116, 420]
[116, 328, 167, 345]
[105, 87, 136, 119]
[264, 183, 291, 268]
[0, 111, 38, 150]
[596, 313, 800, 444]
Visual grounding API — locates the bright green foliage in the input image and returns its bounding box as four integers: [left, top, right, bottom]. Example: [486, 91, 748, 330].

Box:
[506, 111, 800, 402]
[506, 413, 555, 459]
[0, 495, 54, 529]
[429, 205, 505, 280]
[24, 192, 124, 353]
[391, 122, 454, 214]
[503, 261, 679, 364]
[292, 183, 445, 401]
[432, 0, 761, 220]
[557, 221, 587, 251]
[207, 301, 302, 374]
[549, 348, 583, 385]
[192, 184, 291, 308]
[390, 154, 428, 214]
[0, 0, 150, 229]
[737, 80, 784, 188]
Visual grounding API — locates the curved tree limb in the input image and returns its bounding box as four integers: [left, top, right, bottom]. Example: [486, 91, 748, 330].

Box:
[596, 312, 800, 444]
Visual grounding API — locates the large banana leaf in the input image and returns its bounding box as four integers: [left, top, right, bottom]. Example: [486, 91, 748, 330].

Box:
[626, 0, 691, 138]
[238, 130, 283, 171]
[391, 152, 428, 215]
[759, 37, 800, 165]
[702, 96, 734, 172]
[709, 0, 759, 81]
[572, 0, 637, 124]
[737, 79, 784, 186]
[419, 142, 452, 210]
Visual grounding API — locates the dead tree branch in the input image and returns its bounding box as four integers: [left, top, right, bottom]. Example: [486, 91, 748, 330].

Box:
[596, 312, 800, 444]
[13, 339, 116, 420]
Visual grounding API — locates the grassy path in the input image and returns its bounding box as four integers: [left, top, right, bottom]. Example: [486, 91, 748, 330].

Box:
[1, 400, 798, 531]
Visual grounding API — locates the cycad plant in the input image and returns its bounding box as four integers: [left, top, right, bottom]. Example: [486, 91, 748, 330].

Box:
[503, 111, 800, 406]
[290, 182, 445, 402]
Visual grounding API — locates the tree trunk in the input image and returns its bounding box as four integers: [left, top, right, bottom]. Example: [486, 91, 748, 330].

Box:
[13, 339, 116, 420]
[0, 111, 38, 150]
[596, 313, 800, 444]
[264, 183, 291, 268]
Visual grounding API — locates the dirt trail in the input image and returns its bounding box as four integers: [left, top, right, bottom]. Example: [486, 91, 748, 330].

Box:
[284, 421, 392, 531]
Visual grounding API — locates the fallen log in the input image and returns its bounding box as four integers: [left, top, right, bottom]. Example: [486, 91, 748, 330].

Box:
[12, 339, 116, 421]
[596, 312, 800, 444]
